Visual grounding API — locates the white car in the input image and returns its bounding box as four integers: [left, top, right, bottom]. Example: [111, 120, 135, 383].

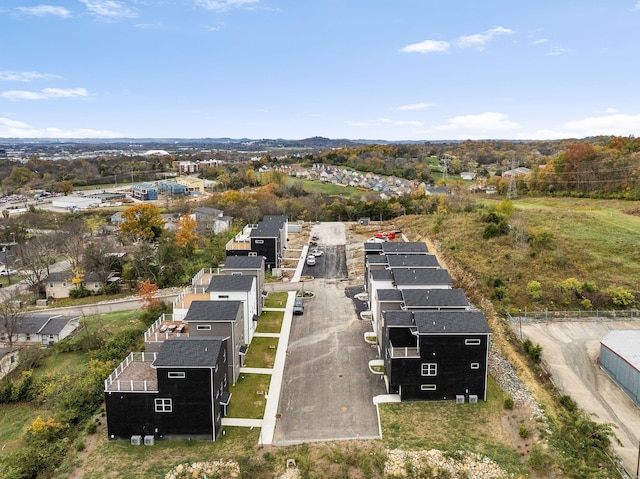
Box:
[310, 249, 324, 257]
[0, 269, 18, 276]
[306, 255, 316, 266]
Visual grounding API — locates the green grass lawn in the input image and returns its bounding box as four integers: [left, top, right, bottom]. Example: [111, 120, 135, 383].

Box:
[264, 292, 288, 308]
[379, 378, 526, 475]
[256, 310, 284, 334]
[227, 373, 271, 419]
[0, 403, 48, 452]
[243, 337, 278, 368]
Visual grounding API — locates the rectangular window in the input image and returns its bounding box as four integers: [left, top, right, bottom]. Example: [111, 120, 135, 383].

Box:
[254, 239, 264, 244]
[197, 325, 212, 331]
[465, 338, 481, 346]
[168, 372, 185, 379]
[218, 295, 229, 300]
[421, 384, 436, 391]
[470, 363, 480, 370]
[248, 252, 257, 256]
[421, 363, 437, 376]
[155, 398, 172, 413]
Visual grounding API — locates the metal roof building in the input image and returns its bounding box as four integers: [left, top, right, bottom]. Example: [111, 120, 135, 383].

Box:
[599, 330, 640, 407]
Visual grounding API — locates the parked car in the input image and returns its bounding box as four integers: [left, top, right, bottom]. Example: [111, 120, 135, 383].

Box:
[306, 255, 316, 266]
[293, 298, 304, 315]
[0, 269, 18, 276]
[310, 248, 324, 257]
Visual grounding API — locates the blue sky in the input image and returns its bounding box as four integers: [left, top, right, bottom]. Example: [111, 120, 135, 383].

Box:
[2, 0, 640, 141]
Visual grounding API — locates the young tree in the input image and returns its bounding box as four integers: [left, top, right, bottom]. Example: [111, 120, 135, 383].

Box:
[82, 238, 122, 286]
[175, 216, 199, 256]
[0, 291, 25, 349]
[138, 279, 159, 312]
[119, 204, 164, 242]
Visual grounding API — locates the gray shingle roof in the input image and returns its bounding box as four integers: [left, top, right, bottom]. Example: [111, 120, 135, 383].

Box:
[383, 310, 414, 326]
[414, 311, 491, 334]
[386, 254, 440, 268]
[222, 256, 265, 270]
[382, 242, 429, 255]
[363, 242, 383, 253]
[206, 275, 255, 292]
[366, 254, 389, 265]
[401, 289, 469, 308]
[183, 301, 242, 322]
[392, 268, 452, 286]
[0, 314, 76, 335]
[370, 269, 394, 281]
[153, 337, 224, 368]
[376, 289, 403, 302]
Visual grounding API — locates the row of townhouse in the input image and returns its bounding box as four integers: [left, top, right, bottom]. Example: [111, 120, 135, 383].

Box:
[225, 215, 288, 271]
[104, 255, 267, 442]
[284, 164, 449, 197]
[363, 241, 492, 402]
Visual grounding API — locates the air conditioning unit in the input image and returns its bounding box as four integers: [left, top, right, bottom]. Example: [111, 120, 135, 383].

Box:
[130, 435, 142, 446]
[144, 435, 155, 446]
[456, 395, 465, 404]
[469, 395, 478, 404]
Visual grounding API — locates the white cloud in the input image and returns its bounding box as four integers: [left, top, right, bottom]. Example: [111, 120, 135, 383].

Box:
[400, 39, 450, 53]
[547, 46, 568, 56]
[195, 0, 259, 11]
[397, 102, 433, 111]
[345, 118, 423, 127]
[455, 26, 514, 50]
[1, 88, 89, 100]
[15, 5, 71, 17]
[0, 71, 61, 82]
[0, 117, 124, 138]
[563, 113, 640, 135]
[517, 113, 640, 140]
[80, 0, 137, 19]
[633, 1, 640, 11]
[532, 38, 548, 45]
[436, 112, 520, 131]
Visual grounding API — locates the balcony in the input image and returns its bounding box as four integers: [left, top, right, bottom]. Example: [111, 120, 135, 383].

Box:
[389, 343, 420, 358]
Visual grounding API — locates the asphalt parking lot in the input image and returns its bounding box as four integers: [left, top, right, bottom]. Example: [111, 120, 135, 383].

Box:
[272, 223, 386, 444]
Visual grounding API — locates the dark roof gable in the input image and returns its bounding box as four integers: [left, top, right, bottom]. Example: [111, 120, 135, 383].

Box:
[183, 301, 242, 322]
[153, 337, 225, 368]
[206, 275, 255, 292]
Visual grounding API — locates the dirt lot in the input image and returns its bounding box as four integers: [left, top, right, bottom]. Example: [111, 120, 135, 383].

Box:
[519, 319, 640, 474]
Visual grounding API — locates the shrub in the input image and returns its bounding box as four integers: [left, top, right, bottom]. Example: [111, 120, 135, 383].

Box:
[604, 286, 635, 308]
[559, 394, 578, 413]
[503, 396, 515, 410]
[518, 423, 530, 439]
[527, 280, 542, 301]
[522, 339, 543, 364]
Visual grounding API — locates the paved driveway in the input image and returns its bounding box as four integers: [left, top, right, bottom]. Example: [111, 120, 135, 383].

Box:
[273, 222, 386, 444]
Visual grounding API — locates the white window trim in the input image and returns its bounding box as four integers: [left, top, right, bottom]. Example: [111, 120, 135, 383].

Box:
[421, 384, 437, 391]
[168, 372, 186, 379]
[155, 398, 172, 413]
[197, 324, 212, 331]
[254, 239, 264, 244]
[421, 363, 437, 376]
[470, 362, 480, 370]
[465, 338, 481, 346]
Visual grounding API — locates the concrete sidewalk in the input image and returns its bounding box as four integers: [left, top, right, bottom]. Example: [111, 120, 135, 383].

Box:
[259, 290, 296, 445]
